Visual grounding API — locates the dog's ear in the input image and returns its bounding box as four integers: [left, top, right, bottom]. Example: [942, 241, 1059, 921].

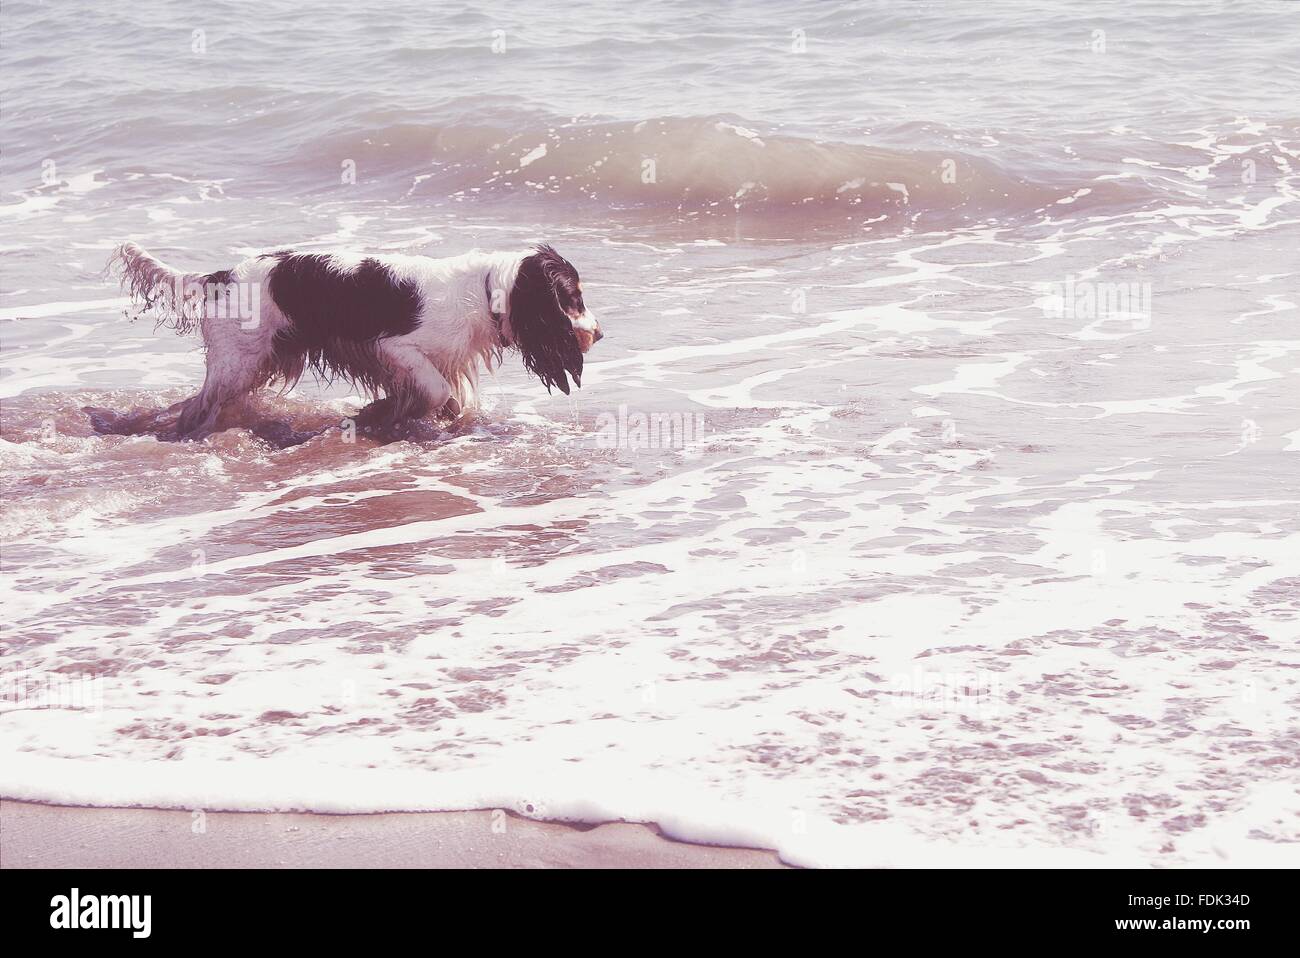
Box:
[509, 248, 584, 394]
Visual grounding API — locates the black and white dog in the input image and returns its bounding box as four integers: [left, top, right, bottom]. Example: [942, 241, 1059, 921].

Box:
[109, 242, 601, 438]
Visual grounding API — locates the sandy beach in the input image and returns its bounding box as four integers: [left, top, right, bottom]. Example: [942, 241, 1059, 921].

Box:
[0, 800, 787, 869]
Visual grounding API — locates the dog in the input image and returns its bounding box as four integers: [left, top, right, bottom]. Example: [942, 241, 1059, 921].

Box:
[108, 242, 601, 439]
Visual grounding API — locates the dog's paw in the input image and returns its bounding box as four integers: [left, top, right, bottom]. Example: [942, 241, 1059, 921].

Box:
[437, 395, 462, 420]
[354, 396, 397, 431]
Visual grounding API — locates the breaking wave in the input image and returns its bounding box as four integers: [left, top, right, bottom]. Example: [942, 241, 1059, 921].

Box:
[299, 114, 1157, 227]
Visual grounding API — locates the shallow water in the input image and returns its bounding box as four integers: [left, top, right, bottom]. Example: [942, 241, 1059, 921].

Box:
[2, 0, 1298, 866]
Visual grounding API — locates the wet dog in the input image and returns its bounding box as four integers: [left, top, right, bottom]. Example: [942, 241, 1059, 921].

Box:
[109, 242, 600, 439]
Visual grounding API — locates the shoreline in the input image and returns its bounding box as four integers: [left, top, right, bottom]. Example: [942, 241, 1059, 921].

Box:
[0, 799, 789, 869]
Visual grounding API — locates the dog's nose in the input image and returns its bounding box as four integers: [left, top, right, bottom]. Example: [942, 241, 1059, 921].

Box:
[593, 328, 603, 343]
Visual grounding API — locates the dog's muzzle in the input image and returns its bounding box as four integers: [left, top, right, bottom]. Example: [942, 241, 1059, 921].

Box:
[573, 310, 601, 353]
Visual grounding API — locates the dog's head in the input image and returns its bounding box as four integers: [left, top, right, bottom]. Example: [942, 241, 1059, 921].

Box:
[507, 244, 601, 395]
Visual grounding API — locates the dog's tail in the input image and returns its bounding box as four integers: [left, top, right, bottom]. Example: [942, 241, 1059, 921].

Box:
[107, 241, 217, 335]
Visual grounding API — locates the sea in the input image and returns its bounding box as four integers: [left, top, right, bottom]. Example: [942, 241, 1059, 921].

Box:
[2, 0, 1298, 866]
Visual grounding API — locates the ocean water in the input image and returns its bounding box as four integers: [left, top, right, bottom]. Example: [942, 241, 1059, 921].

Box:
[2, 0, 1298, 866]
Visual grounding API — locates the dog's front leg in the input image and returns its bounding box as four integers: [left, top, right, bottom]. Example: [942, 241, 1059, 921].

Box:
[377, 340, 452, 423]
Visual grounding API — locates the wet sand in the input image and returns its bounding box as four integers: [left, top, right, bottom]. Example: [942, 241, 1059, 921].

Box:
[0, 799, 787, 869]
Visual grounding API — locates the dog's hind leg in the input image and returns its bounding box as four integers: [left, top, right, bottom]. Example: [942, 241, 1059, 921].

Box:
[175, 318, 278, 440]
[176, 359, 266, 439]
[175, 278, 283, 440]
